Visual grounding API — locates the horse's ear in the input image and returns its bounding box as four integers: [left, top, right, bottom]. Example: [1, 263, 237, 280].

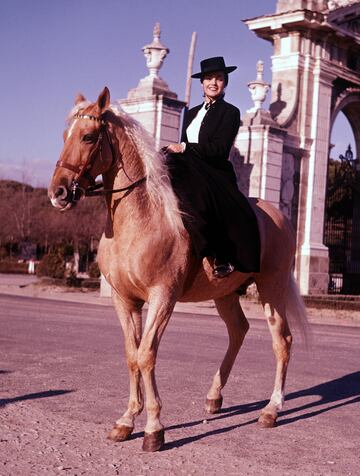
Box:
[75, 93, 86, 105]
[97, 87, 110, 112]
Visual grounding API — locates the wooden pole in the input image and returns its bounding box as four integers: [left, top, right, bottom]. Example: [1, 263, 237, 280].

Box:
[185, 32, 197, 107]
[181, 32, 197, 140]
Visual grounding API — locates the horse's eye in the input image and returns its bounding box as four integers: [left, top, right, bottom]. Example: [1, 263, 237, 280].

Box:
[82, 133, 96, 143]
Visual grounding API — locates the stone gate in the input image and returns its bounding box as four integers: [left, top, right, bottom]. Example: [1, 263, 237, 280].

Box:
[242, 0, 360, 294]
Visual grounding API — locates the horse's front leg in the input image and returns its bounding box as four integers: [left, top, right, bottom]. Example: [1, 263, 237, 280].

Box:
[108, 293, 144, 442]
[137, 291, 176, 452]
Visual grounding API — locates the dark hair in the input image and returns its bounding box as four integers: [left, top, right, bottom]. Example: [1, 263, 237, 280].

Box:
[200, 72, 229, 86]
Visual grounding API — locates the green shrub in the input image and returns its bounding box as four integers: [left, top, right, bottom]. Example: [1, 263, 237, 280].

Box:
[88, 261, 101, 278]
[36, 253, 65, 279]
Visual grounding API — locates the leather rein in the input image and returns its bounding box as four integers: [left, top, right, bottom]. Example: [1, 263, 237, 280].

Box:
[56, 113, 146, 203]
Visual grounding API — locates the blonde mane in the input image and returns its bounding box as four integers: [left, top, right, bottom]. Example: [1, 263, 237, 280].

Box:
[109, 102, 185, 235]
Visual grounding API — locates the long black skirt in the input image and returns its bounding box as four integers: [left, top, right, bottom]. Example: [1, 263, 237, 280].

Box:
[166, 154, 261, 273]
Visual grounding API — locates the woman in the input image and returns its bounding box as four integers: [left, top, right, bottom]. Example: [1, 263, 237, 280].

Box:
[164, 56, 260, 278]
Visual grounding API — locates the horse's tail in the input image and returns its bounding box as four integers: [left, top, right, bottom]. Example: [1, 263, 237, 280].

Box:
[286, 273, 312, 350]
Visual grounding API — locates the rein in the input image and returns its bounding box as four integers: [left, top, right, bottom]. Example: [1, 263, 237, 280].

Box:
[84, 176, 146, 197]
[56, 113, 146, 202]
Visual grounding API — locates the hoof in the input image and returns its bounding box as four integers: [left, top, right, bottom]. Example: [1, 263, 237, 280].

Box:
[258, 412, 277, 428]
[142, 429, 165, 452]
[108, 424, 133, 442]
[205, 396, 223, 414]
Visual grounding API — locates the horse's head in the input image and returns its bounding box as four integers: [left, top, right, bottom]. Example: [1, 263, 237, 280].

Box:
[48, 87, 115, 211]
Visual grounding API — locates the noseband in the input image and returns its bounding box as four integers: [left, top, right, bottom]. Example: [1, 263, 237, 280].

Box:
[56, 113, 146, 203]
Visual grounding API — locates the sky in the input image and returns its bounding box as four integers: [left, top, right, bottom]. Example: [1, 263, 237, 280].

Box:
[0, 0, 355, 187]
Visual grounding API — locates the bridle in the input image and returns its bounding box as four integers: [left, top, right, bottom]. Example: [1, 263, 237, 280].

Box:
[56, 113, 146, 203]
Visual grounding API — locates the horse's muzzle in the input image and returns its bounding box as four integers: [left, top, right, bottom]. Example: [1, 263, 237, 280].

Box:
[49, 182, 84, 211]
[49, 185, 68, 209]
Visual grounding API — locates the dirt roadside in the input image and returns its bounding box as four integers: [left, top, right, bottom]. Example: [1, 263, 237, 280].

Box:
[0, 274, 359, 327]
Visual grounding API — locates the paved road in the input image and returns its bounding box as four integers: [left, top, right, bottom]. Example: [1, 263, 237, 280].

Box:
[0, 294, 359, 475]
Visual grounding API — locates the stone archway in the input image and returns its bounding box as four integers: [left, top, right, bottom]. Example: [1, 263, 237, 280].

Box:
[331, 88, 360, 158]
[243, 0, 360, 294]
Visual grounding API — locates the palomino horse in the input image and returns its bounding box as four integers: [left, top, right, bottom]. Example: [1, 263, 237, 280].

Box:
[48, 87, 308, 452]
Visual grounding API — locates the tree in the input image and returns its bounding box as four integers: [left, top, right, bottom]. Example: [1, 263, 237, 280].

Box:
[0, 179, 107, 259]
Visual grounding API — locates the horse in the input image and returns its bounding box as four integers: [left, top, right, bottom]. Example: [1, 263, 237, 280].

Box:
[48, 87, 308, 452]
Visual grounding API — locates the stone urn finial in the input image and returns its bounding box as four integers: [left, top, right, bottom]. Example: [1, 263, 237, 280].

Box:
[247, 60, 271, 113]
[127, 22, 176, 99]
[142, 22, 169, 78]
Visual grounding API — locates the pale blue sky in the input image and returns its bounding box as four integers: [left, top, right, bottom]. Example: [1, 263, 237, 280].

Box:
[0, 0, 354, 186]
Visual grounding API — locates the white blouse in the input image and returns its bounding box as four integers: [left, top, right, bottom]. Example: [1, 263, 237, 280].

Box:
[186, 103, 208, 143]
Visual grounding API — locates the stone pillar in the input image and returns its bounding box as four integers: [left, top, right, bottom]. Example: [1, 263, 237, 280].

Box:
[100, 23, 185, 298]
[119, 23, 185, 150]
[120, 94, 184, 150]
[234, 124, 285, 208]
[295, 72, 334, 295]
[233, 61, 285, 209]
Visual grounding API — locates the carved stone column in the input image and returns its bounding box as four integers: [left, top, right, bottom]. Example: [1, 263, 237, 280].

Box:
[233, 61, 285, 209]
[120, 23, 185, 150]
[295, 68, 334, 295]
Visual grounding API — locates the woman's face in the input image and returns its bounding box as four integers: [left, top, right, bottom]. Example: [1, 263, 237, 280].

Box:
[202, 71, 226, 101]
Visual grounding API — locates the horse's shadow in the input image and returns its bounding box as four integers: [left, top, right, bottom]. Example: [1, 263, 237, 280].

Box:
[157, 371, 359, 449]
[0, 389, 74, 408]
[278, 370, 360, 426]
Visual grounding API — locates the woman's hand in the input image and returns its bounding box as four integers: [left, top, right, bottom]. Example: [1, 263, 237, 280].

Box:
[162, 143, 185, 154]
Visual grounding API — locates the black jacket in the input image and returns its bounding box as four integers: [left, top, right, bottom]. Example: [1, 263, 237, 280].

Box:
[168, 97, 260, 272]
[181, 98, 240, 174]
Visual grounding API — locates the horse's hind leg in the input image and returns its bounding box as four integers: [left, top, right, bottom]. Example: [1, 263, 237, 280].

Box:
[108, 293, 144, 442]
[256, 277, 292, 428]
[205, 293, 249, 414]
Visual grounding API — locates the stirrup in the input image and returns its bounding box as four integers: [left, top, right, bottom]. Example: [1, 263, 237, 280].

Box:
[213, 262, 235, 278]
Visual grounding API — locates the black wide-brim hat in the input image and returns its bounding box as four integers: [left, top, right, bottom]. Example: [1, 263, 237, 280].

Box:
[191, 56, 237, 79]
